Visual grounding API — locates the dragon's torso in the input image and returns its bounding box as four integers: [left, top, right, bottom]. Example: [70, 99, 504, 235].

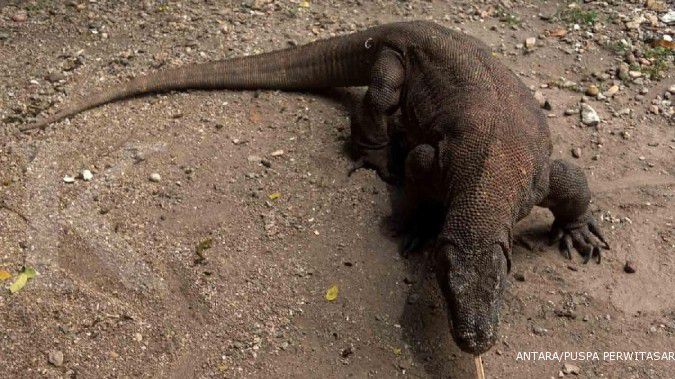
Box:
[379, 22, 553, 236]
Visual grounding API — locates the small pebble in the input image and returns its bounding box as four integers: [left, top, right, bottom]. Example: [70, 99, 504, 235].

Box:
[624, 260, 637, 273]
[562, 363, 581, 375]
[525, 37, 537, 49]
[48, 350, 64, 367]
[532, 326, 548, 336]
[270, 149, 284, 157]
[604, 85, 619, 97]
[11, 11, 28, 22]
[571, 147, 582, 158]
[149, 173, 161, 182]
[585, 85, 599, 97]
[580, 103, 600, 126]
[533, 90, 547, 108]
[661, 10, 675, 24]
[81, 169, 93, 181]
[628, 71, 642, 79]
[63, 175, 75, 183]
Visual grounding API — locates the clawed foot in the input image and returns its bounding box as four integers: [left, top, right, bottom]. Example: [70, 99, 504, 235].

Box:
[549, 214, 609, 264]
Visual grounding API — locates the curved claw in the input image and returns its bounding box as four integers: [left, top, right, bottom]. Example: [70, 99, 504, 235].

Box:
[561, 234, 573, 260]
[588, 219, 610, 250]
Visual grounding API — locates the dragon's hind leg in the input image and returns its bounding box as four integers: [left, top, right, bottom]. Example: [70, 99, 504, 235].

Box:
[349, 48, 405, 184]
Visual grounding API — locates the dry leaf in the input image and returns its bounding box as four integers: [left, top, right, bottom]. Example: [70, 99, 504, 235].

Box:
[0, 270, 11, 281]
[325, 284, 338, 301]
[9, 266, 37, 294]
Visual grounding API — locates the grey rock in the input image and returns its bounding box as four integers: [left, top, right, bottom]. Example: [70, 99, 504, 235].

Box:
[580, 104, 600, 126]
[562, 363, 581, 375]
[81, 169, 93, 181]
[533, 90, 547, 108]
[48, 350, 64, 367]
[532, 325, 548, 335]
[661, 10, 675, 24]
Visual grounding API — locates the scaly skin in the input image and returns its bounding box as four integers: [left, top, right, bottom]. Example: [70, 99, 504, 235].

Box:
[18, 21, 608, 355]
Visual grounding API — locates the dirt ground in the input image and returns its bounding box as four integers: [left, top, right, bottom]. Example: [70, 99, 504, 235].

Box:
[1, 0, 673, 378]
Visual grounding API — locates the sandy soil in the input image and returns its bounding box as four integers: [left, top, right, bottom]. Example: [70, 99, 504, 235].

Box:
[1, 1, 673, 378]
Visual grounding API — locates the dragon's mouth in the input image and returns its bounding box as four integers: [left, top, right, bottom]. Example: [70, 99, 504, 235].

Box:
[449, 316, 499, 355]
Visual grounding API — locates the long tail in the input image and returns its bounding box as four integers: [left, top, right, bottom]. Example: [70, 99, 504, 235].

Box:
[20, 28, 382, 132]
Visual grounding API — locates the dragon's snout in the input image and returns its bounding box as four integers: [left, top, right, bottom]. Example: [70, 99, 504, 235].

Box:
[452, 319, 498, 355]
[435, 241, 508, 355]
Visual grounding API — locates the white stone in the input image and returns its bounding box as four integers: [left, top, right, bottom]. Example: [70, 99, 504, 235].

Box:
[580, 103, 600, 126]
[81, 169, 93, 181]
[525, 37, 536, 48]
[603, 85, 619, 97]
[563, 363, 581, 375]
[661, 10, 675, 24]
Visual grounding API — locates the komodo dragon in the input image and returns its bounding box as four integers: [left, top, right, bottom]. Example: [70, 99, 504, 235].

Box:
[19, 21, 609, 355]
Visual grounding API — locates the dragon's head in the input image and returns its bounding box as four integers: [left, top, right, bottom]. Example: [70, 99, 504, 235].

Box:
[434, 240, 510, 355]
